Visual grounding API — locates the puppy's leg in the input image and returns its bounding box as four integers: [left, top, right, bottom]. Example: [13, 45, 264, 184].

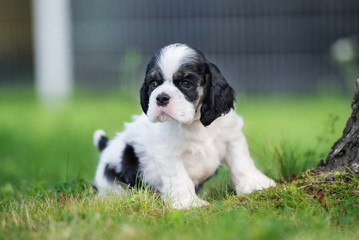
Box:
[94, 161, 128, 199]
[93, 133, 130, 198]
[225, 132, 276, 194]
[158, 161, 208, 209]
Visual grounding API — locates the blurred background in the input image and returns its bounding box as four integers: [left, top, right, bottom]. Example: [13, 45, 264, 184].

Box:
[1, 0, 359, 189]
[1, 0, 359, 96]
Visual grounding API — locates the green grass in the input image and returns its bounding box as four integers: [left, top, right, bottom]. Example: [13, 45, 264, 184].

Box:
[1, 174, 358, 240]
[1, 89, 358, 239]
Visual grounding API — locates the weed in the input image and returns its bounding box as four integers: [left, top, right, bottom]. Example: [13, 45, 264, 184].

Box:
[255, 114, 341, 182]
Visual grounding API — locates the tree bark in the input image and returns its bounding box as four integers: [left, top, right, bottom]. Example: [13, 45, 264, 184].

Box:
[317, 79, 359, 176]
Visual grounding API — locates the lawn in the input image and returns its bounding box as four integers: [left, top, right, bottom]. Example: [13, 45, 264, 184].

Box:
[1, 89, 358, 239]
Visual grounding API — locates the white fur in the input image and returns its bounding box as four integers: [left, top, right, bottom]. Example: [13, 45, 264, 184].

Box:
[157, 44, 196, 82]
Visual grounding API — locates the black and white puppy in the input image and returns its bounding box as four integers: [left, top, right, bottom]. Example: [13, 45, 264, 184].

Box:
[93, 43, 275, 208]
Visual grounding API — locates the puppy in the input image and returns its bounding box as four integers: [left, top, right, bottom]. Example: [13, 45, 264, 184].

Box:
[93, 43, 275, 208]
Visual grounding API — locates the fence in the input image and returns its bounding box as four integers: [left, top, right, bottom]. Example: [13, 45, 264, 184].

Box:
[1, 0, 359, 93]
[71, 0, 359, 93]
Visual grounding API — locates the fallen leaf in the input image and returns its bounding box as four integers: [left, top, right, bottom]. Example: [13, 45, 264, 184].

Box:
[315, 190, 327, 208]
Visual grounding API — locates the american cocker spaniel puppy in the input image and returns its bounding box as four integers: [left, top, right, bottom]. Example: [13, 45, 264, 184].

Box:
[93, 43, 275, 208]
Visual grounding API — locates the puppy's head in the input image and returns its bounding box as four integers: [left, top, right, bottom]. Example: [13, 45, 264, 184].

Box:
[140, 43, 235, 126]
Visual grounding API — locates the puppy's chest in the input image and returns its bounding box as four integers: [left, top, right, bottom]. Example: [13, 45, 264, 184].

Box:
[181, 136, 226, 184]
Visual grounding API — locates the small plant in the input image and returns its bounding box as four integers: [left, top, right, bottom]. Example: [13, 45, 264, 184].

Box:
[265, 140, 314, 181]
[54, 177, 90, 195]
[260, 114, 341, 182]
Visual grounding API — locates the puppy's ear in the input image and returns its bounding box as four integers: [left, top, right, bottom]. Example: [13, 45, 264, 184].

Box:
[140, 80, 149, 114]
[200, 62, 235, 126]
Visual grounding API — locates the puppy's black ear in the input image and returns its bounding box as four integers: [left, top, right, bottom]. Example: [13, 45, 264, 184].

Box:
[200, 62, 235, 126]
[140, 80, 149, 114]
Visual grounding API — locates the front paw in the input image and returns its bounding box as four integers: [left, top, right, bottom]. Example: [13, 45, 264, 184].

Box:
[171, 197, 209, 209]
[236, 173, 276, 194]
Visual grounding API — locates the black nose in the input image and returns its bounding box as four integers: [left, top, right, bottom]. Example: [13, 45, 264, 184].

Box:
[156, 93, 170, 107]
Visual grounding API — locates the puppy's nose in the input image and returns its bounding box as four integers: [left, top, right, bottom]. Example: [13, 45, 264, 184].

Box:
[156, 93, 170, 107]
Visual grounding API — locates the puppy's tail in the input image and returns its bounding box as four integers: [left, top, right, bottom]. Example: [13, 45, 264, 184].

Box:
[93, 129, 108, 152]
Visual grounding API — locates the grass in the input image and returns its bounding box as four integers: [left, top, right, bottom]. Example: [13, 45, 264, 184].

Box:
[1, 89, 358, 239]
[1, 173, 358, 239]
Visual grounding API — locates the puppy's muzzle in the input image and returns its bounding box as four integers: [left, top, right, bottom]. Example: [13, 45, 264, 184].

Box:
[156, 93, 171, 107]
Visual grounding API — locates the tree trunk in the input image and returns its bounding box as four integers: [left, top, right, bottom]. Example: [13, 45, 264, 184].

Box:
[317, 79, 359, 176]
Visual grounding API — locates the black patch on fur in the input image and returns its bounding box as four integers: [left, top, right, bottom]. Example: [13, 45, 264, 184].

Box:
[140, 82, 150, 114]
[200, 62, 235, 127]
[98, 136, 108, 152]
[171, 47, 209, 104]
[140, 67, 164, 114]
[173, 69, 201, 103]
[104, 144, 142, 188]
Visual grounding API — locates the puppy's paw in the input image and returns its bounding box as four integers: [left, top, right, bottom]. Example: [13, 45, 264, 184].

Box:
[236, 172, 276, 194]
[171, 197, 209, 209]
[190, 198, 210, 208]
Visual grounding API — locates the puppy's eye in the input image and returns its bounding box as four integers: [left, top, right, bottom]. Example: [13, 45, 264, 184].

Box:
[150, 80, 159, 89]
[180, 80, 193, 89]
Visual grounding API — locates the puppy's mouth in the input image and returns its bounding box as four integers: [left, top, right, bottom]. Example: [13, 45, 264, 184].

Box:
[157, 109, 177, 122]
